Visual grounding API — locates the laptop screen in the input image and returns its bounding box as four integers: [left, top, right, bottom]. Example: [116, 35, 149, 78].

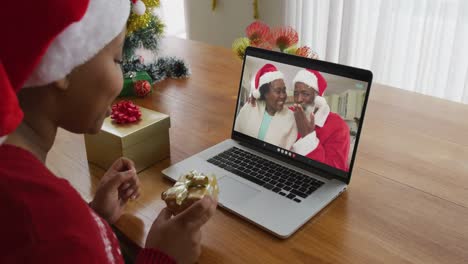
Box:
[232, 48, 372, 181]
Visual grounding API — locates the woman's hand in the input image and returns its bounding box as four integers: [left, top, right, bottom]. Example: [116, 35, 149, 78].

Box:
[90, 157, 140, 224]
[145, 196, 217, 264]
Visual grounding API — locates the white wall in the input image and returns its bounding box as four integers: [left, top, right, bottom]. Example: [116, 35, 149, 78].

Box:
[159, 0, 187, 38]
[184, 0, 284, 47]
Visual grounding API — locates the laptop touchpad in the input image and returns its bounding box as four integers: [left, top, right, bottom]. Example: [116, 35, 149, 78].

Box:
[218, 176, 260, 205]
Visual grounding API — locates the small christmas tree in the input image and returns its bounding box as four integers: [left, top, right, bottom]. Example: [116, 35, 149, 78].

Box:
[121, 0, 190, 96]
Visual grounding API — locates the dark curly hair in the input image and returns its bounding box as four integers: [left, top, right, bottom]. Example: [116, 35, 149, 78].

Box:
[258, 83, 271, 100]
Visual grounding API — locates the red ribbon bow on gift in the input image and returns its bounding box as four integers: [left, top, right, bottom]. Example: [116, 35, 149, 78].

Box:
[111, 100, 142, 124]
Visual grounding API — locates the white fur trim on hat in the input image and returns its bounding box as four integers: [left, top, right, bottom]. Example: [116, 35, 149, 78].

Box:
[314, 95, 327, 108]
[250, 76, 260, 99]
[258, 71, 284, 89]
[24, 0, 130, 87]
[291, 131, 320, 155]
[293, 69, 318, 92]
[313, 96, 330, 127]
[0, 136, 6, 145]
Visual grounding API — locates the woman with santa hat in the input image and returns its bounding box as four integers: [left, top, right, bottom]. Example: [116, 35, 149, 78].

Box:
[235, 64, 298, 149]
[0, 1, 216, 263]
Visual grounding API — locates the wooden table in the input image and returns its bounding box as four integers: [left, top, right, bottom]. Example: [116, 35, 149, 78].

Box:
[47, 37, 468, 263]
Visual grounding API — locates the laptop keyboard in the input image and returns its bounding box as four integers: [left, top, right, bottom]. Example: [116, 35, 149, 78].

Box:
[207, 147, 324, 203]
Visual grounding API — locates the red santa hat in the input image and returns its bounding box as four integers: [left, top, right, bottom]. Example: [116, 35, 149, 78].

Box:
[0, 0, 130, 142]
[251, 63, 284, 99]
[293, 69, 328, 108]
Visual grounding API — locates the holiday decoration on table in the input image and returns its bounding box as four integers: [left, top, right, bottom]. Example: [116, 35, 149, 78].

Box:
[121, 0, 190, 98]
[110, 100, 142, 124]
[122, 57, 190, 85]
[162, 170, 219, 214]
[119, 71, 153, 97]
[134, 80, 152, 97]
[85, 100, 171, 173]
[232, 21, 319, 60]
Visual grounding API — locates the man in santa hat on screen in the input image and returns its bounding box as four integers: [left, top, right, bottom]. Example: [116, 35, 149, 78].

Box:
[290, 69, 350, 172]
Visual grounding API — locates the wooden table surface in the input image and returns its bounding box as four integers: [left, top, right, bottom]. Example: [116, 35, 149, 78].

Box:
[47, 37, 468, 264]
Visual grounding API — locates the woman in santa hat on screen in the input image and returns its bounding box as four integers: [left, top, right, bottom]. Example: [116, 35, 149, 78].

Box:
[0, 1, 216, 263]
[234, 64, 298, 149]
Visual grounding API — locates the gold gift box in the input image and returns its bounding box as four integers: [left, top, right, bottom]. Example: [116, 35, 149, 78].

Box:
[162, 170, 219, 214]
[84, 107, 170, 172]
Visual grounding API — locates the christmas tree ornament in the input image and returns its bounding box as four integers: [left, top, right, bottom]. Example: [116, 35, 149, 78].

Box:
[134, 80, 152, 97]
[126, 0, 160, 34]
[119, 71, 152, 97]
[131, 0, 146, 16]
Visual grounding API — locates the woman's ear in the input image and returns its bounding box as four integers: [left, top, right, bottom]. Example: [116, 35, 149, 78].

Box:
[53, 76, 70, 91]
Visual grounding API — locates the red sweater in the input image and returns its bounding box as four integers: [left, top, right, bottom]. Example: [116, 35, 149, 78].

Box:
[0, 144, 175, 264]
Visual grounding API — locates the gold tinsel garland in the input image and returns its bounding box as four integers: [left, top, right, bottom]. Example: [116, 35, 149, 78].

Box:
[142, 0, 160, 8]
[127, 0, 161, 34]
[211, 0, 259, 19]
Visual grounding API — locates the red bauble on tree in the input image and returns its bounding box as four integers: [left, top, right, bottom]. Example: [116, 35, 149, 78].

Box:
[134, 80, 151, 97]
[111, 100, 142, 124]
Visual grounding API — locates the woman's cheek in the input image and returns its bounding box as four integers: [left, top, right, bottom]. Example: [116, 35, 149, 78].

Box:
[112, 67, 124, 97]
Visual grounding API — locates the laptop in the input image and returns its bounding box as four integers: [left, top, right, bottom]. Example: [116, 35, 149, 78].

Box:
[162, 46, 373, 238]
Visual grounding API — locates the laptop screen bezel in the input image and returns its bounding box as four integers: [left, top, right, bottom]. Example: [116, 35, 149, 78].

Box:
[230, 46, 373, 185]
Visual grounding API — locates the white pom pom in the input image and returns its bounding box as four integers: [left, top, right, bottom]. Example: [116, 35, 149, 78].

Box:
[252, 89, 261, 99]
[132, 0, 146, 15]
[314, 96, 326, 108]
